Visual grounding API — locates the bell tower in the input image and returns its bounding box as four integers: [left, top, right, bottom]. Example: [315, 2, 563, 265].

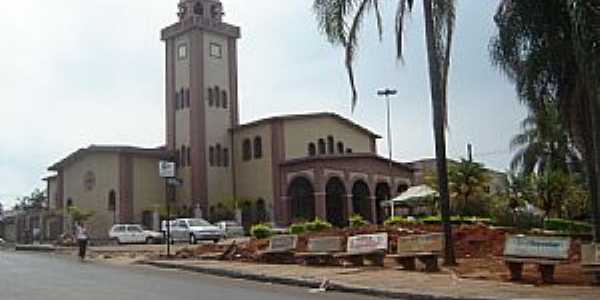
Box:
[161, 0, 241, 215]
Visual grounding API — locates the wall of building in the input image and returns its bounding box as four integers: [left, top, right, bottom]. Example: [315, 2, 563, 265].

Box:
[203, 31, 234, 209]
[174, 35, 193, 206]
[47, 178, 58, 210]
[62, 153, 119, 239]
[233, 123, 274, 211]
[283, 117, 374, 160]
[131, 157, 165, 224]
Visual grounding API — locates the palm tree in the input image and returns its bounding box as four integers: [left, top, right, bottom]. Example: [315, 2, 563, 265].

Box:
[312, 0, 457, 265]
[510, 102, 580, 176]
[448, 159, 490, 216]
[491, 0, 600, 240]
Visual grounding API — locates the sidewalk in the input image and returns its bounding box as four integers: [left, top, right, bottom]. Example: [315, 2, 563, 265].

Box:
[141, 259, 599, 300]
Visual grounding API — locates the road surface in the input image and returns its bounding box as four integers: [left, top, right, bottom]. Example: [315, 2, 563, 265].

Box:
[0, 250, 388, 300]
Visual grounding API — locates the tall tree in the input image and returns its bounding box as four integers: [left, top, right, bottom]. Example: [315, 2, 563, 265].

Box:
[312, 0, 457, 265]
[448, 159, 490, 216]
[491, 0, 600, 240]
[13, 189, 46, 211]
[510, 101, 580, 176]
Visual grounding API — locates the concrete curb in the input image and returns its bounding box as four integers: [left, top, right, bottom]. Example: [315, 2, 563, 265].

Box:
[139, 260, 492, 300]
[15, 244, 56, 252]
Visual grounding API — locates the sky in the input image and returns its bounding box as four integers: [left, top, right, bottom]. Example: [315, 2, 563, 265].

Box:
[0, 0, 527, 209]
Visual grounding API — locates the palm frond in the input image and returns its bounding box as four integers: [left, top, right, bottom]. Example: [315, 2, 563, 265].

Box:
[395, 0, 415, 60]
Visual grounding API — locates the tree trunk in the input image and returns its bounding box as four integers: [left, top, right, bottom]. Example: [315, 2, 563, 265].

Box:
[590, 90, 600, 242]
[423, 0, 456, 266]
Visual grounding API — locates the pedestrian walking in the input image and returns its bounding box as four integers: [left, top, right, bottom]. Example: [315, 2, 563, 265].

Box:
[75, 222, 89, 261]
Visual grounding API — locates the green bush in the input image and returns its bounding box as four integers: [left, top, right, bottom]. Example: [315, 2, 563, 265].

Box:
[384, 216, 417, 226]
[250, 224, 272, 239]
[544, 218, 592, 233]
[288, 223, 307, 235]
[305, 218, 332, 232]
[420, 216, 492, 225]
[349, 214, 369, 228]
[492, 208, 543, 230]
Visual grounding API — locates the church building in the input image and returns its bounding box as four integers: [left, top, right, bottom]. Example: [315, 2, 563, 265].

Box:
[45, 0, 415, 239]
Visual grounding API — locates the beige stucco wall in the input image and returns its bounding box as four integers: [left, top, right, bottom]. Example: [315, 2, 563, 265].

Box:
[47, 177, 58, 210]
[233, 123, 274, 209]
[283, 116, 374, 160]
[174, 35, 192, 206]
[62, 153, 119, 239]
[132, 157, 165, 223]
[204, 31, 234, 208]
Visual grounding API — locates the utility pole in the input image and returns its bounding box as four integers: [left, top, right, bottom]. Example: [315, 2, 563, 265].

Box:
[467, 143, 473, 163]
[377, 88, 397, 219]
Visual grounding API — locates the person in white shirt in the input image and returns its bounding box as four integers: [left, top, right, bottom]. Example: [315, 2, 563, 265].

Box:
[75, 222, 89, 261]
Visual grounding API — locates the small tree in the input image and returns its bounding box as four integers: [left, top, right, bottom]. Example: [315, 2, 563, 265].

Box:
[67, 206, 94, 225]
[13, 189, 46, 211]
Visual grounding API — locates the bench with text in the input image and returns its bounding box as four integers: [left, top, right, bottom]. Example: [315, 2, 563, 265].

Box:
[257, 235, 298, 263]
[388, 233, 443, 272]
[295, 236, 344, 265]
[333, 233, 388, 267]
[503, 235, 571, 283]
[581, 243, 600, 285]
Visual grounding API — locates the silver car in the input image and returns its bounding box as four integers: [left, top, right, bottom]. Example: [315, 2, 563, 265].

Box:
[169, 218, 224, 244]
[215, 221, 245, 238]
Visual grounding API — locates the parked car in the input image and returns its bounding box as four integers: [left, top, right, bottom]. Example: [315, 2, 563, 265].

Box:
[215, 221, 245, 238]
[108, 224, 163, 244]
[167, 218, 224, 244]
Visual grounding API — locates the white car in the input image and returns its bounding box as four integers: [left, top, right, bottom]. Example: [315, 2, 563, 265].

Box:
[215, 221, 245, 238]
[167, 218, 224, 244]
[108, 224, 163, 244]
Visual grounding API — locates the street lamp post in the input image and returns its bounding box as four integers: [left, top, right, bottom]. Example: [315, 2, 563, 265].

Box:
[377, 88, 397, 218]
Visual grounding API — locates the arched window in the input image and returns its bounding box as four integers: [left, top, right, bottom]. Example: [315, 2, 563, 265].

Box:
[108, 190, 116, 211]
[242, 139, 252, 161]
[214, 86, 220, 108]
[318, 139, 326, 155]
[327, 136, 334, 154]
[175, 149, 181, 166]
[222, 91, 228, 109]
[216, 144, 222, 166]
[254, 136, 263, 159]
[180, 88, 186, 108]
[208, 88, 214, 106]
[308, 143, 316, 156]
[186, 146, 191, 166]
[66, 198, 73, 208]
[223, 148, 229, 167]
[337, 142, 345, 154]
[185, 88, 190, 107]
[193, 2, 204, 15]
[181, 145, 187, 167]
[175, 91, 181, 110]
[209, 146, 215, 166]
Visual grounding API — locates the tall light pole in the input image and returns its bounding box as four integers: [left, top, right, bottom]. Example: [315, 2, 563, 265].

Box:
[377, 88, 397, 218]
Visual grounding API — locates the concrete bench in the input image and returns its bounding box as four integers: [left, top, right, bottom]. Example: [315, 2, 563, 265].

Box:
[333, 233, 388, 267]
[387, 233, 443, 272]
[502, 235, 571, 283]
[257, 235, 298, 264]
[295, 236, 344, 266]
[581, 243, 600, 285]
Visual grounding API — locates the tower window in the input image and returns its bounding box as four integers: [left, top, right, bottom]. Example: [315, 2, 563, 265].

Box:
[180, 145, 187, 167]
[177, 44, 188, 60]
[175, 91, 180, 110]
[209, 146, 215, 166]
[308, 143, 316, 156]
[214, 87, 220, 108]
[216, 144, 222, 166]
[108, 190, 116, 211]
[254, 136, 263, 159]
[327, 136, 334, 154]
[175, 149, 181, 166]
[185, 89, 190, 108]
[193, 2, 204, 16]
[209, 43, 222, 58]
[222, 91, 228, 109]
[208, 88, 214, 106]
[223, 148, 229, 167]
[337, 142, 345, 154]
[318, 139, 326, 155]
[186, 146, 191, 166]
[242, 139, 252, 161]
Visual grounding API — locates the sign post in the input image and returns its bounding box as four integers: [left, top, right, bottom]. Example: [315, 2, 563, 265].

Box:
[159, 160, 179, 258]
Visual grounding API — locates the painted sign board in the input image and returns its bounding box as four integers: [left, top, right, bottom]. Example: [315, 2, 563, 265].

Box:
[307, 236, 344, 253]
[397, 233, 443, 254]
[504, 235, 571, 260]
[581, 243, 600, 266]
[159, 161, 176, 178]
[268, 235, 297, 252]
[347, 233, 388, 254]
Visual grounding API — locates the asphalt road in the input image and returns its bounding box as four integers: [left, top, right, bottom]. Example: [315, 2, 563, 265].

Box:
[0, 251, 389, 300]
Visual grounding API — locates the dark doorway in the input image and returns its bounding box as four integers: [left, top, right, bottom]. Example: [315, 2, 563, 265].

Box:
[375, 183, 391, 224]
[352, 180, 372, 222]
[288, 177, 315, 222]
[325, 177, 347, 227]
